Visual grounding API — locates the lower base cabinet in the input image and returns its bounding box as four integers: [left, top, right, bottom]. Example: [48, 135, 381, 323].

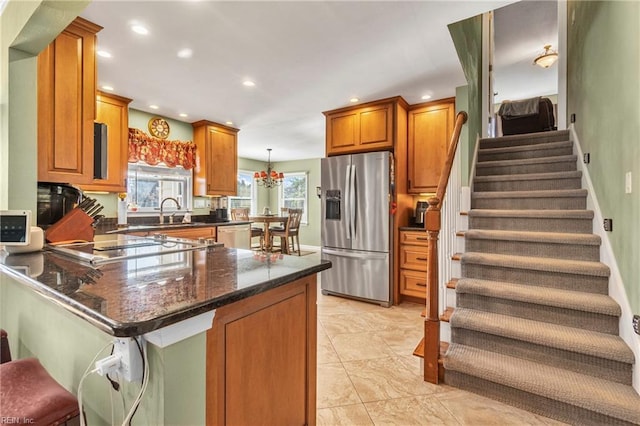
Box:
[206, 275, 317, 426]
[399, 230, 428, 300]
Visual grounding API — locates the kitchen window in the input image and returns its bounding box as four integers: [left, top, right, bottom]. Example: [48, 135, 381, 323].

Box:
[228, 170, 257, 214]
[279, 172, 308, 224]
[127, 163, 192, 214]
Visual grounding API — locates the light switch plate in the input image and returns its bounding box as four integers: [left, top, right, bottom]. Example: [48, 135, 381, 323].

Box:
[625, 172, 632, 194]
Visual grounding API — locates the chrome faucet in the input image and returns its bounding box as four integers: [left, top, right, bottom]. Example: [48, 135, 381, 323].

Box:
[159, 197, 181, 224]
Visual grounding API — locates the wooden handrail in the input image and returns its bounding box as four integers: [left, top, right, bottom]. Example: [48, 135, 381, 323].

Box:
[423, 111, 467, 384]
[435, 111, 468, 207]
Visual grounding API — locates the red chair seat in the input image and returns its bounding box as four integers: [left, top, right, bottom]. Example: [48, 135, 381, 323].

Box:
[0, 357, 79, 426]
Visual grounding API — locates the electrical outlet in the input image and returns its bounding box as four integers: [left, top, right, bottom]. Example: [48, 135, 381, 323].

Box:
[633, 315, 640, 335]
[113, 337, 144, 382]
[570, 113, 576, 123]
[603, 218, 613, 232]
[583, 153, 590, 164]
[625, 172, 632, 194]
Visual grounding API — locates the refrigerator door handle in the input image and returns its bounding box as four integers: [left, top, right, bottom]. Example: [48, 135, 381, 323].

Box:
[344, 164, 352, 239]
[349, 163, 356, 240]
[322, 248, 387, 260]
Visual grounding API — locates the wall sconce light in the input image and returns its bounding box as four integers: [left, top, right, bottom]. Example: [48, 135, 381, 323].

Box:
[316, 186, 322, 199]
[533, 44, 559, 68]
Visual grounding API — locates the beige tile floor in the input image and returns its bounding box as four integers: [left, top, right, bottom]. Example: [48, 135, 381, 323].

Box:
[316, 287, 567, 426]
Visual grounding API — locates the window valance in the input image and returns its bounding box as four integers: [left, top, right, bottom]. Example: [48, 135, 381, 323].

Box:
[128, 128, 197, 170]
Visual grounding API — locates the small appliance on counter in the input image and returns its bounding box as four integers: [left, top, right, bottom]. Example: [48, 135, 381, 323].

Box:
[0, 210, 43, 254]
[209, 208, 228, 223]
[413, 201, 428, 227]
[37, 182, 83, 229]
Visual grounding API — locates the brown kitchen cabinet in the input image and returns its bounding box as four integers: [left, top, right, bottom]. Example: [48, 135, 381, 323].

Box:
[128, 226, 216, 240]
[323, 96, 408, 156]
[407, 98, 455, 193]
[206, 275, 317, 426]
[192, 121, 238, 196]
[399, 229, 428, 300]
[80, 91, 132, 192]
[38, 17, 102, 185]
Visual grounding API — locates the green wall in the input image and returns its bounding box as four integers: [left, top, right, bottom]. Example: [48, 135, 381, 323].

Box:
[449, 14, 483, 186]
[567, 0, 640, 312]
[455, 85, 471, 184]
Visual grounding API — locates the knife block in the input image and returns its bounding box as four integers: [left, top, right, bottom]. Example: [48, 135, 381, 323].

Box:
[45, 208, 95, 243]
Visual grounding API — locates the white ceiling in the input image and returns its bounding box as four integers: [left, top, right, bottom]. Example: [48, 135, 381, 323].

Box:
[80, 0, 522, 162]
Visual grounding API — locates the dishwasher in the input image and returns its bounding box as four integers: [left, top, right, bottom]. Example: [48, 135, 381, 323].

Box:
[217, 224, 251, 249]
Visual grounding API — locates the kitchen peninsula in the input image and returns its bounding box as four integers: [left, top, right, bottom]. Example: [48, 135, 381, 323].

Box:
[0, 238, 330, 425]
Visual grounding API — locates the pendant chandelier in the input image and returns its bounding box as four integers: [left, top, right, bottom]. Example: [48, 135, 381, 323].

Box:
[533, 44, 559, 68]
[254, 148, 284, 188]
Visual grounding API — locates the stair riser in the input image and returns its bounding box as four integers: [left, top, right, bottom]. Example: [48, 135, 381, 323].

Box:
[471, 196, 587, 210]
[478, 146, 573, 162]
[451, 328, 632, 385]
[461, 263, 609, 294]
[445, 371, 636, 426]
[464, 239, 600, 261]
[469, 216, 593, 234]
[473, 177, 582, 192]
[480, 133, 570, 150]
[477, 161, 577, 176]
[456, 293, 619, 334]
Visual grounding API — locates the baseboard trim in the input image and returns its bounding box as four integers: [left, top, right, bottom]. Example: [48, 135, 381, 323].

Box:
[570, 124, 640, 392]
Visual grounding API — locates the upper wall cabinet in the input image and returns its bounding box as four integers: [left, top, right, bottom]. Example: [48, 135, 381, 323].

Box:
[38, 17, 102, 185]
[407, 98, 455, 193]
[80, 91, 132, 193]
[324, 97, 408, 156]
[192, 120, 238, 196]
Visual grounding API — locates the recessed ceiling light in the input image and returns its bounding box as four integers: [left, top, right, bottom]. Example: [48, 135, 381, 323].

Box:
[101, 85, 114, 91]
[131, 24, 149, 35]
[350, 97, 359, 103]
[225, 121, 234, 126]
[149, 105, 159, 110]
[421, 94, 432, 100]
[97, 50, 112, 58]
[177, 48, 193, 59]
[179, 113, 188, 118]
[243, 80, 255, 87]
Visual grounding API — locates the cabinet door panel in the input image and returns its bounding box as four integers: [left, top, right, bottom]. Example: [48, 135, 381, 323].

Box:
[206, 127, 237, 195]
[400, 245, 428, 271]
[400, 269, 427, 298]
[408, 100, 454, 193]
[360, 107, 390, 145]
[329, 112, 358, 149]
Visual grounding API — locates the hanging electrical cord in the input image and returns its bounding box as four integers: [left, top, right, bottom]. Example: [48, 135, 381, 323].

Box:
[121, 337, 149, 426]
[78, 342, 114, 426]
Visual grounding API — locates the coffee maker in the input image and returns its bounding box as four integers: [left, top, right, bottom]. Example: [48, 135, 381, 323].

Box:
[413, 201, 428, 226]
[36, 182, 83, 229]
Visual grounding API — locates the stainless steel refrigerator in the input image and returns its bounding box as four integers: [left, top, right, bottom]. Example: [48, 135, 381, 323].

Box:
[320, 151, 393, 307]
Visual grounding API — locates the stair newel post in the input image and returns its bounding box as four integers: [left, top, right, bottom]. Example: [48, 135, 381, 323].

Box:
[424, 196, 441, 384]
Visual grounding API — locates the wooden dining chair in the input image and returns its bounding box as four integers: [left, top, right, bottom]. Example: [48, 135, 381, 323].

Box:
[270, 208, 302, 255]
[230, 208, 264, 249]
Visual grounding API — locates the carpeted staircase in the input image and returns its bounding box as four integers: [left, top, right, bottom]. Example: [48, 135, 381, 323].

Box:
[442, 130, 640, 425]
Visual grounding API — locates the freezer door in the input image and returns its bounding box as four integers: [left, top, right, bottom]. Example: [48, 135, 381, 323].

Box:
[321, 247, 390, 305]
[321, 155, 351, 249]
[350, 152, 390, 252]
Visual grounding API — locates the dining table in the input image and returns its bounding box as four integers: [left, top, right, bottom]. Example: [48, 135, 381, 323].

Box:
[249, 215, 289, 252]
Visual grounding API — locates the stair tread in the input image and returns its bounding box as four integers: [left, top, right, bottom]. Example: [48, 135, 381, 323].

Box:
[472, 189, 588, 199]
[450, 307, 633, 363]
[461, 251, 610, 277]
[474, 170, 582, 182]
[479, 130, 570, 144]
[468, 209, 594, 219]
[455, 278, 621, 316]
[444, 343, 640, 424]
[413, 338, 424, 358]
[440, 307, 454, 322]
[464, 229, 600, 245]
[477, 154, 577, 168]
[478, 140, 573, 155]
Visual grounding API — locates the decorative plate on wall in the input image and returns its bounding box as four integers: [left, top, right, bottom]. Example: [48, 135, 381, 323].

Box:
[148, 116, 170, 139]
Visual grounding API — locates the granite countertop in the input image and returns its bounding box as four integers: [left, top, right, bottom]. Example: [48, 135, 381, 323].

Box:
[0, 241, 330, 338]
[399, 226, 426, 231]
[99, 220, 252, 235]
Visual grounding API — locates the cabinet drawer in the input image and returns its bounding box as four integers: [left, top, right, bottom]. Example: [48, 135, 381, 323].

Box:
[400, 269, 427, 299]
[400, 231, 429, 246]
[400, 245, 428, 271]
